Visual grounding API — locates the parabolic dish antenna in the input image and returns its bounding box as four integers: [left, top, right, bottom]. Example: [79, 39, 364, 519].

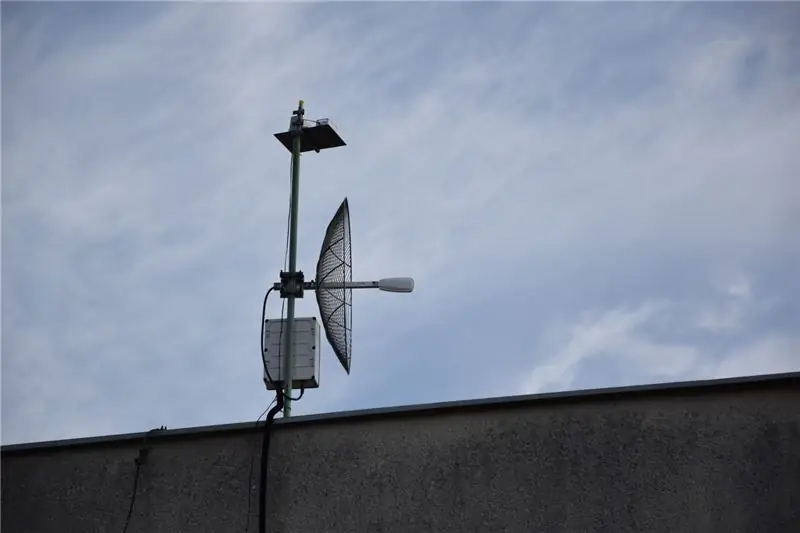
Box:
[310, 198, 416, 373]
[314, 198, 354, 373]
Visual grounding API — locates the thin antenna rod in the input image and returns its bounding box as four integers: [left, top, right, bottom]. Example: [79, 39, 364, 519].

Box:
[283, 100, 304, 418]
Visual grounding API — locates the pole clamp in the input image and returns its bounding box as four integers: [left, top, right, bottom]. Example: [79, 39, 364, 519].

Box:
[290, 104, 305, 135]
[279, 270, 305, 298]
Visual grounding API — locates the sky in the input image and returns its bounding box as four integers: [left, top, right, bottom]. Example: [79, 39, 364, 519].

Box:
[2, 2, 799, 445]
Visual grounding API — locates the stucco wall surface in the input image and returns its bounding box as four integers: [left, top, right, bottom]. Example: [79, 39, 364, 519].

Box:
[3, 376, 799, 533]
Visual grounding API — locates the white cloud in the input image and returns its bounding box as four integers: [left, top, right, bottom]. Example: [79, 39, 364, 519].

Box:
[520, 302, 700, 395]
[727, 280, 752, 300]
[520, 283, 798, 395]
[694, 305, 748, 333]
[693, 276, 753, 333]
[2, 3, 798, 444]
[707, 335, 800, 379]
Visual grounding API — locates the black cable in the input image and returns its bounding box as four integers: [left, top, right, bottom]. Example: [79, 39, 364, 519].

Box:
[261, 287, 276, 387]
[274, 156, 292, 397]
[121, 427, 165, 533]
[244, 399, 276, 533]
[253, 141, 300, 533]
[121, 462, 141, 533]
[286, 386, 304, 402]
[283, 156, 292, 271]
[277, 298, 286, 393]
[262, 290, 297, 402]
[259, 391, 285, 533]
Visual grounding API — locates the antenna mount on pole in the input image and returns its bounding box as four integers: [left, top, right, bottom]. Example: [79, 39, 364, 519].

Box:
[268, 101, 414, 417]
[271, 101, 347, 418]
[274, 103, 346, 155]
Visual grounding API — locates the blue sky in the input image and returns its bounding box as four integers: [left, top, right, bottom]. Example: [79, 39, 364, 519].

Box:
[2, 2, 798, 445]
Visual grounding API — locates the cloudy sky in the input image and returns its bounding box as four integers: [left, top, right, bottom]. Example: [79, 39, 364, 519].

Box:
[2, 2, 799, 445]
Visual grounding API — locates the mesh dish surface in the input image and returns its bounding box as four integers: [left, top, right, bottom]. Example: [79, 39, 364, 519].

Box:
[315, 198, 353, 373]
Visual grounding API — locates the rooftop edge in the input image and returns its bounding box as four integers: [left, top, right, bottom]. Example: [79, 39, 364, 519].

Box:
[3, 372, 798, 455]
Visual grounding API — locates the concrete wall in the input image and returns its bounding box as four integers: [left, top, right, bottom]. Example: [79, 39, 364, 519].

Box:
[3, 374, 800, 533]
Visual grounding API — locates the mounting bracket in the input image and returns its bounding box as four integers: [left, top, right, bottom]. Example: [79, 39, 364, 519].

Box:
[279, 270, 305, 299]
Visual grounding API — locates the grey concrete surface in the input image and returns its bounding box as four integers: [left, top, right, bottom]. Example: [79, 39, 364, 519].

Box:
[3, 375, 799, 533]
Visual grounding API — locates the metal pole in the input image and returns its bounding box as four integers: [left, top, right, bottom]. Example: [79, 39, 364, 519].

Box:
[283, 100, 304, 418]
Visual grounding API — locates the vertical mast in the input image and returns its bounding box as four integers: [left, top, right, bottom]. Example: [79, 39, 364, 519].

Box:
[282, 100, 304, 418]
[273, 99, 346, 416]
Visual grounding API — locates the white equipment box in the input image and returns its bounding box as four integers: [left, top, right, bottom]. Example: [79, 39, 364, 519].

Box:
[263, 316, 321, 391]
